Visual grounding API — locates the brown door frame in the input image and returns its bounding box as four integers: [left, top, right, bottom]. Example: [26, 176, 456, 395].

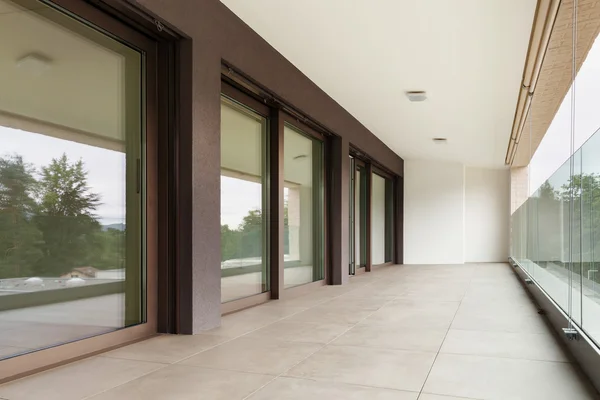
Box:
[217, 79, 331, 310]
[0, 0, 171, 382]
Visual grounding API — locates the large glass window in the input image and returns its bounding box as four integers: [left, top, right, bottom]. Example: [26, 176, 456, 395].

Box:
[283, 124, 324, 288]
[371, 173, 394, 265]
[0, 0, 145, 359]
[349, 158, 367, 274]
[220, 97, 268, 302]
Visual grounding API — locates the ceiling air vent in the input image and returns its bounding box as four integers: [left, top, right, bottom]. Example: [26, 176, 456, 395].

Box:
[405, 91, 427, 102]
[432, 138, 447, 144]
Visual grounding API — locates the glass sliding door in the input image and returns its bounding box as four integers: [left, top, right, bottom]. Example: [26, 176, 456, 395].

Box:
[283, 123, 324, 288]
[385, 177, 395, 263]
[371, 172, 394, 265]
[349, 157, 368, 275]
[372, 174, 387, 265]
[0, 0, 148, 359]
[357, 165, 368, 268]
[349, 156, 356, 275]
[220, 95, 269, 303]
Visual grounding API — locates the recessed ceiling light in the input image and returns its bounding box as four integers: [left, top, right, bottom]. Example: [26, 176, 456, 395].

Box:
[406, 91, 427, 102]
[432, 137, 447, 144]
[16, 52, 53, 77]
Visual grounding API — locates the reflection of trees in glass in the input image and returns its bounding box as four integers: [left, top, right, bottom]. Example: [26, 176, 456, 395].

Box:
[0, 153, 125, 279]
[538, 181, 558, 200]
[221, 209, 263, 262]
[0, 156, 43, 278]
[220, 203, 289, 262]
[34, 155, 102, 276]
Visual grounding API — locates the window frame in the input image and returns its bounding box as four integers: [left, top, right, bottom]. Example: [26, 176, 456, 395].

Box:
[219, 82, 271, 308]
[371, 167, 396, 266]
[281, 114, 328, 289]
[0, 0, 161, 383]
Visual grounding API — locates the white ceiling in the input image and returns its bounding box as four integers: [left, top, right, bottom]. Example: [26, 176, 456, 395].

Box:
[220, 0, 537, 168]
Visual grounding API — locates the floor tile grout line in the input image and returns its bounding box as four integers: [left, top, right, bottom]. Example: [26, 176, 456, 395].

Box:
[419, 391, 485, 400]
[8, 267, 477, 400]
[436, 350, 573, 364]
[95, 270, 392, 387]
[240, 291, 400, 399]
[81, 280, 369, 400]
[415, 268, 475, 400]
[80, 362, 171, 400]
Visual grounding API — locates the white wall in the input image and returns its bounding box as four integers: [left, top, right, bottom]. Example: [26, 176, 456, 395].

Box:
[404, 160, 465, 264]
[465, 167, 510, 262]
[404, 160, 510, 264]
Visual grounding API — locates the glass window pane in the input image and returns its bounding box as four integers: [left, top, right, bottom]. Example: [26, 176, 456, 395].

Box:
[0, 0, 144, 358]
[220, 97, 268, 302]
[371, 174, 386, 265]
[358, 166, 368, 266]
[284, 124, 324, 288]
[385, 177, 395, 263]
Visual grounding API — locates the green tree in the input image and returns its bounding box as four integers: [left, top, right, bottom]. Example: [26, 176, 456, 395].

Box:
[34, 154, 101, 276]
[221, 224, 240, 261]
[557, 173, 600, 279]
[85, 228, 126, 270]
[0, 155, 43, 278]
[538, 181, 558, 200]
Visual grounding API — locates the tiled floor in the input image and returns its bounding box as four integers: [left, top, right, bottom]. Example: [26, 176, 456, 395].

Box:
[1, 263, 599, 400]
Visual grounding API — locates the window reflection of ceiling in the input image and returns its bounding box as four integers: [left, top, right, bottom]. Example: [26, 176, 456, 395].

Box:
[0, 0, 139, 151]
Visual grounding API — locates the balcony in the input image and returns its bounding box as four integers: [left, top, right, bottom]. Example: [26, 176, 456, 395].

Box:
[0, 263, 595, 399]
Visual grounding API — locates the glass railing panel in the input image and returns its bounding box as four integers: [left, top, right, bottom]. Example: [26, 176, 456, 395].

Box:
[579, 129, 600, 344]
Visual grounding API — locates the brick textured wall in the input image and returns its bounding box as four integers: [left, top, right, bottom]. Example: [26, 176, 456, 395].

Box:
[510, 166, 529, 214]
[513, 0, 600, 166]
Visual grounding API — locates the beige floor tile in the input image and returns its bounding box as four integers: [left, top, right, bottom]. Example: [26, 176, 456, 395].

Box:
[419, 394, 481, 400]
[320, 295, 394, 310]
[440, 329, 570, 362]
[450, 308, 548, 333]
[423, 353, 597, 400]
[248, 376, 418, 399]
[246, 320, 353, 344]
[394, 289, 466, 302]
[286, 345, 436, 392]
[179, 337, 321, 374]
[285, 305, 374, 324]
[102, 334, 230, 363]
[88, 365, 273, 400]
[332, 325, 447, 352]
[458, 296, 538, 316]
[205, 306, 304, 337]
[0, 356, 163, 400]
[362, 300, 459, 329]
